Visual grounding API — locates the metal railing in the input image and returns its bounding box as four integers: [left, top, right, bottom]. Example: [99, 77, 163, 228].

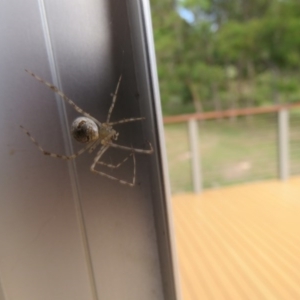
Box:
[164, 103, 300, 194]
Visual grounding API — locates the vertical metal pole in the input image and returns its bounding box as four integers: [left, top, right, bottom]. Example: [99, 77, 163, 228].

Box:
[278, 109, 290, 180]
[188, 119, 203, 193]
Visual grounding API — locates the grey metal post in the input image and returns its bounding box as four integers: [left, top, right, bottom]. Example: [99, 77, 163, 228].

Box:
[188, 119, 203, 193]
[278, 109, 290, 180]
[0, 0, 181, 299]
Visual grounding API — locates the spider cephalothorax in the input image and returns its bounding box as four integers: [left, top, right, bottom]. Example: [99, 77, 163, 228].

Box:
[20, 70, 153, 186]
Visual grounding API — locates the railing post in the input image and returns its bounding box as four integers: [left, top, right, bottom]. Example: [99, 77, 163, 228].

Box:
[278, 109, 289, 180]
[188, 119, 203, 193]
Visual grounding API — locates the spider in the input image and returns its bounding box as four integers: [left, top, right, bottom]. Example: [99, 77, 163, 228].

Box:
[20, 70, 153, 187]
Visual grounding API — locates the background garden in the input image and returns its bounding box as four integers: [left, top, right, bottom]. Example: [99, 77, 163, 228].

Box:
[150, 0, 300, 194]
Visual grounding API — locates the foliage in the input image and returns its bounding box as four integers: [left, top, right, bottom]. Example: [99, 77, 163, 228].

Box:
[150, 0, 300, 115]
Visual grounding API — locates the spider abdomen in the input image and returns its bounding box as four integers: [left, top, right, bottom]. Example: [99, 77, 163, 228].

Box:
[71, 117, 99, 143]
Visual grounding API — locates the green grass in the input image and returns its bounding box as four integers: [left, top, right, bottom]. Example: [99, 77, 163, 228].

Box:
[164, 113, 300, 194]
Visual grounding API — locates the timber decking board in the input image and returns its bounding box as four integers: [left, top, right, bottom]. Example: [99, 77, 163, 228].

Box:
[173, 177, 300, 300]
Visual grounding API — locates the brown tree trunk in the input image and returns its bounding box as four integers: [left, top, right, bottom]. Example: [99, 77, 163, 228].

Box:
[236, 60, 243, 106]
[246, 60, 256, 123]
[271, 64, 281, 104]
[225, 62, 237, 123]
[188, 82, 203, 113]
[211, 82, 222, 122]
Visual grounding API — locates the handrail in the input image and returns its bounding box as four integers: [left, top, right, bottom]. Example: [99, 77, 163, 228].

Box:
[163, 102, 300, 124]
[163, 103, 299, 194]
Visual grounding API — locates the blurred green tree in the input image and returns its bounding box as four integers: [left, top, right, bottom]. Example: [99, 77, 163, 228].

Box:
[151, 0, 300, 115]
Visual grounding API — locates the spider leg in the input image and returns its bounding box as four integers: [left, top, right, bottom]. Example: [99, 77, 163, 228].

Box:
[20, 125, 94, 160]
[91, 145, 136, 187]
[88, 139, 102, 153]
[107, 117, 145, 126]
[106, 74, 122, 123]
[96, 152, 134, 169]
[25, 70, 101, 126]
[109, 142, 153, 154]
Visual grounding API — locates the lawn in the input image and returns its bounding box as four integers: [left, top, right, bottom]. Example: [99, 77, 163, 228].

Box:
[164, 111, 300, 194]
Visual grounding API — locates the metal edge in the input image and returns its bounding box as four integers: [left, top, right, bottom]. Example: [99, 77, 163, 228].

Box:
[139, 1, 183, 299]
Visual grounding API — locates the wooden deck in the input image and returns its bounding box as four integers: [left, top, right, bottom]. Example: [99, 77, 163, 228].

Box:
[172, 177, 300, 300]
